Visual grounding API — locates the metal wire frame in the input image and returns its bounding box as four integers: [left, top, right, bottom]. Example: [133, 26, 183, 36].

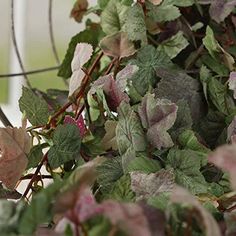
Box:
[0, 0, 62, 80]
[0, 0, 64, 126]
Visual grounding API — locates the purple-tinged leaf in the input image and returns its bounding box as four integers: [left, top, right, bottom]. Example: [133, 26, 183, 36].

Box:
[116, 65, 139, 92]
[227, 116, 236, 144]
[57, 185, 153, 236]
[209, 0, 236, 23]
[138, 93, 177, 149]
[64, 115, 86, 137]
[100, 32, 136, 58]
[130, 169, 174, 201]
[90, 74, 130, 110]
[171, 186, 221, 236]
[140, 203, 166, 236]
[54, 158, 104, 217]
[75, 189, 152, 236]
[208, 144, 236, 190]
[228, 72, 236, 99]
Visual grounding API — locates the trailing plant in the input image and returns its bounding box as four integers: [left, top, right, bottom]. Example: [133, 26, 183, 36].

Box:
[2, 0, 236, 235]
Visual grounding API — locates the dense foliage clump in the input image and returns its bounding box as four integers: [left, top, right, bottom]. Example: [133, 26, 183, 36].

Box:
[2, 0, 236, 235]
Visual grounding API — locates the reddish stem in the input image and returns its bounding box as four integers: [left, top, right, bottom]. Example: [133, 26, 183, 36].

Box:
[48, 52, 103, 127]
[75, 105, 85, 120]
[104, 58, 116, 75]
[22, 152, 48, 199]
[20, 174, 52, 180]
[225, 204, 236, 213]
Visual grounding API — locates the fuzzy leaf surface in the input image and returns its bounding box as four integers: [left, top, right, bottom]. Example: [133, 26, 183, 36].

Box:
[19, 87, 50, 126]
[166, 149, 208, 194]
[116, 102, 146, 155]
[123, 4, 147, 45]
[158, 31, 189, 59]
[130, 45, 172, 96]
[48, 124, 81, 169]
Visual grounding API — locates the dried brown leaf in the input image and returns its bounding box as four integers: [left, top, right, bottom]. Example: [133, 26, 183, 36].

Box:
[70, 0, 88, 23]
[0, 127, 31, 189]
[100, 31, 136, 58]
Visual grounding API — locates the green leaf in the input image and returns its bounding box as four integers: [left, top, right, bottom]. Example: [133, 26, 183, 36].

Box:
[88, 218, 112, 236]
[172, 0, 194, 6]
[166, 149, 208, 194]
[202, 26, 234, 71]
[48, 124, 81, 169]
[199, 65, 211, 103]
[107, 174, 135, 202]
[126, 152, 161, 174]
[130, 45, 172, 96]
[116, 102, 147, 155]
[0, 200, 24, 235]
[58, 23, 103, 78]
[27, 143, 48, 169]
[19, 181, 63, 235]
[147, 192, 170, 211]
[19, 87, 50, 126]
[97, 157, 123, 193]
[208, 77, 234, 115]
[147, 1, 181, 23]
[178, 130, 209, 166]
[158, 31, 189, 59]
[98, 0, 110, 9]
[201, 55, 229, 76]
[87, 93, 101, 122]
[178, 130, 209, 154]
[123, 4, 147, 46]
[101, 0, 128, 35]
[121, 0, 133, 6]
[203, 26, 220, 59]
[197, 110, 227, 148]
[82, 132, 105, 157]
[121, 147, 137, 173]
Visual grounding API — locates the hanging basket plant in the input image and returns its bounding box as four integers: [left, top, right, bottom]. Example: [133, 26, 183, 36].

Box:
[2, 0, 236, 235]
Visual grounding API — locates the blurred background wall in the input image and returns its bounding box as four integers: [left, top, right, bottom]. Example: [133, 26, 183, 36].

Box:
[0, 0, 96, 127]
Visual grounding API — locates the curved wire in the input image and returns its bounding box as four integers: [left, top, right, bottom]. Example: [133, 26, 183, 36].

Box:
[48, 0, 60, 65]
[11, 0, 32, 89]
[0, 107, 13, 127]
